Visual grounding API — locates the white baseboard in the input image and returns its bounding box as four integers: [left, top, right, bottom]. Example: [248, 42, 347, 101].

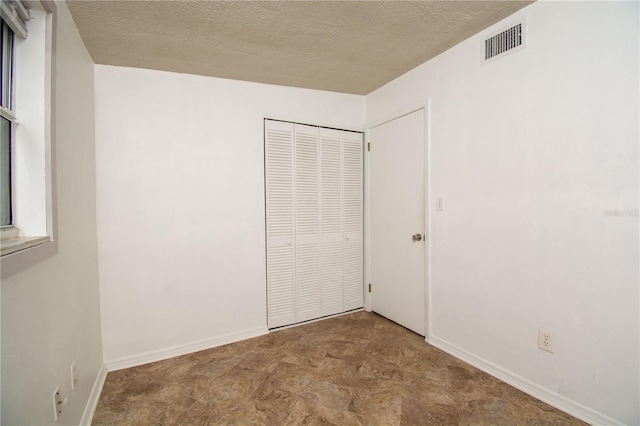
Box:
[80, 364, 108, 426]
[105, 326, 269, 372]
[428, 336, 624, 426]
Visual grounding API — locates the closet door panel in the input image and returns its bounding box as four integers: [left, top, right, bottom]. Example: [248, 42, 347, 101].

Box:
[265, 120, 296, 328]
[342, 132, 364, 311]
[319, 129, 344, 316]
[266, 120, 363, 327]
[294, 124, 321, 322]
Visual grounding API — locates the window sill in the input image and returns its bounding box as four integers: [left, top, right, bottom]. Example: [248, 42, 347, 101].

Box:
[1, 225, 19, 240]
[1, 235, 57, 279]
[1, 235, 50, 256]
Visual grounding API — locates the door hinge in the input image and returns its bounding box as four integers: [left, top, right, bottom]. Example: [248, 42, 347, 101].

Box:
[367, 142, 371, 152]
[368, 283, 371, 293]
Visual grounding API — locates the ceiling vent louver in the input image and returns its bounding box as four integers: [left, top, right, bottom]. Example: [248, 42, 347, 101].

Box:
[483, 21, 525, 64]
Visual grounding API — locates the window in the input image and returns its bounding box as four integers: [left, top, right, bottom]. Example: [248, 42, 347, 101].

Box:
[1, 1, 57, 278]
[1, 18, 15, 226]
[1, 111, 10, 226]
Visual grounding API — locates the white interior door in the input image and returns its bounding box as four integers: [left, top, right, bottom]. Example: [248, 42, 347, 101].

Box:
[265, 120, 296, 328]
[342, 130, 364, 311]
[370, 109, 426, 336]
[294, 124, 321, 323]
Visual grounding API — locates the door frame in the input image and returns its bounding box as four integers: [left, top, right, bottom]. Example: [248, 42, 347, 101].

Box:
[364, 99, 432, 342]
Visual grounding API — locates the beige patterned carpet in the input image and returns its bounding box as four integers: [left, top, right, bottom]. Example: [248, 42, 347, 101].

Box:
[93, 311, 585, 425]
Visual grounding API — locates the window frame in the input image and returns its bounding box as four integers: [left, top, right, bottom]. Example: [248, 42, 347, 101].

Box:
[1, 18, 15, 227]
[1, 0, 57, 279]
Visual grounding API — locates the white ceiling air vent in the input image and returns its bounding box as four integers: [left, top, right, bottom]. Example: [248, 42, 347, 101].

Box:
[483, 20, 525, 64]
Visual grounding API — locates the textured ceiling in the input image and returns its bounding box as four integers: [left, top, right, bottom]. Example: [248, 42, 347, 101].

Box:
[67, 1, 532, 95]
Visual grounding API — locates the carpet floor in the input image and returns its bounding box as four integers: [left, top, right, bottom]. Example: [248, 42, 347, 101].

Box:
[93, 311, 585, 425]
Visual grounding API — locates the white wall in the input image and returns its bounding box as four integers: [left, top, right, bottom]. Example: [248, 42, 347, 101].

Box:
[1, 2, 103, 424]
[94, 65, 364, 366]
[366, 1, 638, 424]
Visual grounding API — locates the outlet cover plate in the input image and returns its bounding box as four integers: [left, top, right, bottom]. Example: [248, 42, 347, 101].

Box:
[538, 328, 556, 353]
[52, 387, 61, 421]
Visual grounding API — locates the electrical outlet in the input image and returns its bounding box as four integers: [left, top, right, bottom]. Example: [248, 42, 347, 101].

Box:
[52, 387, 62, 421]
[436, 196, 444, 211]
[538, 328, 556, 353]
[70, 360, 77, 390]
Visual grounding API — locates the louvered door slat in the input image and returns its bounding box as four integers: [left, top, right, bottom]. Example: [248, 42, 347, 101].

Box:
[266, 120, 296, 328]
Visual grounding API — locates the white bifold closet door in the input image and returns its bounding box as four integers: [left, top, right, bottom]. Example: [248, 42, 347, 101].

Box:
[265, 120, 363, 329]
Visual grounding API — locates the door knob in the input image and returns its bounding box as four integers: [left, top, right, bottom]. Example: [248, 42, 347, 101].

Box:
[412, 233, 423, 242]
